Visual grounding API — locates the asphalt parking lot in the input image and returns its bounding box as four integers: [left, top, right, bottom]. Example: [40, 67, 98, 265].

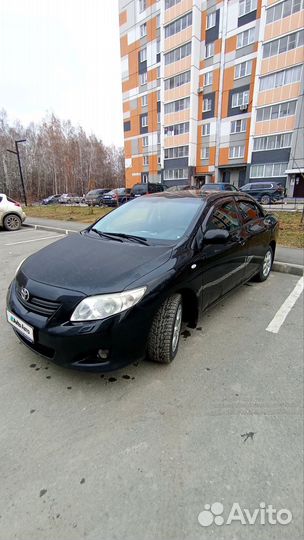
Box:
[0, 227, 303, 540]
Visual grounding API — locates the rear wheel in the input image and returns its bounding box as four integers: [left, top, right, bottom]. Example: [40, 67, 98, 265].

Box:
[147, 294, 182, 364]
[3, 214, 22, 231]
[254, 246, 273, 282]
[261, 194, 271, 205]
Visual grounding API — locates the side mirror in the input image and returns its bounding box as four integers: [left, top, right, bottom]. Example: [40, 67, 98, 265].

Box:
[204, 229, 229, 243]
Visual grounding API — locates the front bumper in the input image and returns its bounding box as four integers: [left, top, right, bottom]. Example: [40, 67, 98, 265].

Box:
[7, 280, 152, 372]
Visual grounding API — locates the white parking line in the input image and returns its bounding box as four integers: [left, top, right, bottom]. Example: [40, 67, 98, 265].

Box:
[266, 276, 304, 334]
[5, 234, 64, 246]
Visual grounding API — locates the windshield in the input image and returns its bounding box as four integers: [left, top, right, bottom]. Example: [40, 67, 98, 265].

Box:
[91, 196, 204, 242]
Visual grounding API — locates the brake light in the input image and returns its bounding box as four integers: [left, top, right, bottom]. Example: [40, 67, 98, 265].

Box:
[14, 202, 21, 207]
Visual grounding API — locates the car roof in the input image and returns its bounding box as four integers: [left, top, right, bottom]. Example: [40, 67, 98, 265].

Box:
[147, 189, 252, 202]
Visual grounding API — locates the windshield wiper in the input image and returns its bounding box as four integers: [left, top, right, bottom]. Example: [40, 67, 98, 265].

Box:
[90, 228, 123, 242]
[103, 232, 149, 245]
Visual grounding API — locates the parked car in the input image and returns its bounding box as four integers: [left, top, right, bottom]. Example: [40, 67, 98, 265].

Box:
[240, 182, 285, 204]
[7, 190, 278, 371]
[58, 193, 84, 204]
[165, 185, 193, 192]
[41, 194, 61, 205]
[201, 183, 238, 192]
[131, 183, 164, 197]
[102, 188, 131, 207]
[85, 189, 111, 207]
[0, 194, 26, 231]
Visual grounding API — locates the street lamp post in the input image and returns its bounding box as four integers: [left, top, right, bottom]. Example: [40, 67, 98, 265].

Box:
[7, 139, 27, 206]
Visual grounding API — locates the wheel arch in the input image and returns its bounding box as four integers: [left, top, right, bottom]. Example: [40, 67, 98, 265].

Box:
[177, 288, 199, 329]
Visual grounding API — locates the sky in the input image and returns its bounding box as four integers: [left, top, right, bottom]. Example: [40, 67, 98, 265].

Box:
[0, 0, 124, 146]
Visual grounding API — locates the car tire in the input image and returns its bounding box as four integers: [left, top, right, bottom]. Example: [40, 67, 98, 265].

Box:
[147, 293, 183, 364]
[261, 194, 271, 205]
[3, 214, 22, 231]
[253, 246, 273, 282]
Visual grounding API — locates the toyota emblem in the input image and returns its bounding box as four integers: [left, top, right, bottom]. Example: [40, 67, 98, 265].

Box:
[21, 287, 30, 302]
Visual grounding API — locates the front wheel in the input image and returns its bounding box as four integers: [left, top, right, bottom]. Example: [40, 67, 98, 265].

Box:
[261, 194, 271, 205]
[3, 214, 22, 231]
[147, 294, 183, 364]
[254, 247, 273, 282]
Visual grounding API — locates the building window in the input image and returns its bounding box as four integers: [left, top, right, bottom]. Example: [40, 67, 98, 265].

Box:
[165, 0, 182, 9]
[142, 173, 149, 183]
[266, 0, 303, 24]
[263, 29, 304, 58]
[201, 147, 210, 159]
[250, 163, 288, 178]
[239, 0, 257, 18]
[156, 14, 160, 28]
[231, 89, 250, 108]
[123, 121, 131, 132]
[140, 72, 148, 85]
[253, 133, 292, 151]
[260, 65, 302, 91]
[235, 60, 252, 79]
[202, 123, 210, 136]
[229, 145, 245, 159]
[143, 136, 149, 147]
[157, 90, 161, 101]
[203, 97, 212, 112]
[165, 42, 192, 65]
[164, 122, 190, 136]
[157, 132, 161, 144]
[164, 70, 191, 90]
[237, 27, 255, 48]
[141, 94, 148, 107]
[157, 112, 161, 124]
[157, 66, 161, 78]
[140, 22, 147, 37]
[139, 0, 146, 13]
[139, 48, 147, 62]
[230, 119, 247, 133]
[164, 146, 189, 159]
[164, 97, 190, 114]
[206, 11, 216, 29]
[165, 12, 192, 38]
[205, 42, 215, 58]
[256, 100, 297, 121]
[141, 114, 148, 128]
[164, 168, 188, 180]
[143, 155, 149, 166]
[204, 71, 213, 86]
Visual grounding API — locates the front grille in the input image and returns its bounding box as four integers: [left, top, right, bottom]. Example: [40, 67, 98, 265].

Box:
[16, 286, 60, 317]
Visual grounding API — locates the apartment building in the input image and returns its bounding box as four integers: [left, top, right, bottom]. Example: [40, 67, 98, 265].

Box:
[119, 0, 304, 196]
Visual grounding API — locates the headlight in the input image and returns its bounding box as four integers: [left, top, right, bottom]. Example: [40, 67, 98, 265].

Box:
[70, 287, 146, 322]
[15, 258, 26, 277]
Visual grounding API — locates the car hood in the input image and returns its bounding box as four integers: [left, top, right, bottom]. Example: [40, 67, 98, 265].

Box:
[20, 232, 173, 295]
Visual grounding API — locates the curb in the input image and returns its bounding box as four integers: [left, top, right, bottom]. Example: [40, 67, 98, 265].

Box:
[23, 223, 303, 277]
[272, 261, 304, 277]
[23, 223, 79, 235]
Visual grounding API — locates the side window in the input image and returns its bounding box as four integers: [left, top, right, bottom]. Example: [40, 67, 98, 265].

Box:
[206, 201, 241, 233]
[237, 200, 263, 223]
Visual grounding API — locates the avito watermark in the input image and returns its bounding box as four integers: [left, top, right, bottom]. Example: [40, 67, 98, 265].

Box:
[198, 502, 292, 527]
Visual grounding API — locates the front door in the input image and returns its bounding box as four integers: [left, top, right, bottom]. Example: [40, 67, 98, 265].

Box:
[200, 199, 247, 309]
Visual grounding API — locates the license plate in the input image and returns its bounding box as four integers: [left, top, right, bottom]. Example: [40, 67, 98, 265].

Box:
[7, 310, 34, 343]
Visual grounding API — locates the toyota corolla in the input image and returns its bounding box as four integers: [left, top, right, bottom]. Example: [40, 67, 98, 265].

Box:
[6, 191, 278, 371]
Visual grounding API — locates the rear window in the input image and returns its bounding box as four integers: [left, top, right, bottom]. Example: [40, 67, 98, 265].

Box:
[201, 184, 218, 191]
[132, 185, 147, 194]
[7, 196, 18, 203]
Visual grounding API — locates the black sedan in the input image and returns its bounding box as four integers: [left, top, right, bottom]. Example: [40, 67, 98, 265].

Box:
[6, 191, 278, 371]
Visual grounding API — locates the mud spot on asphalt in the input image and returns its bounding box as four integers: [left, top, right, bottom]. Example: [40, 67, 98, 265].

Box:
[181, 330, 191, 339]
[35, 368, 40, 371]
[196, 327, 202, 331]
[131, 377, 135, 380]
[30, 364, 36, 368]
[39, 489, 47, 497]
[67, 386, 72, 390]
[133, 362, 139, 367]
[235, 393, 239, 397]
[205, 367, 211, 371]
[30, 409, 36, 414]
[108, 377, 117, 383]
[44, 367, 49, 370]
[122, 375, 131, 380]
[80, 478, 85, 484]
[100, 374, 104, 378]
[56, 514, 61, 519]
[46, 376, 51, 379]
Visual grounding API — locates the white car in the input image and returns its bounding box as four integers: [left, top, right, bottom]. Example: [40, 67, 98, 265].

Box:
[0, 194, 26, 231]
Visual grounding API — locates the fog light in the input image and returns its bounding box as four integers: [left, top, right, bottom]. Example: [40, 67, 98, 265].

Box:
[97, 349, 109, 360]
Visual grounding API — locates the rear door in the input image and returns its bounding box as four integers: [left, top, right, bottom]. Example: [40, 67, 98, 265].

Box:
[235, 198, 270, 278]
[201, 198, 247, 309]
